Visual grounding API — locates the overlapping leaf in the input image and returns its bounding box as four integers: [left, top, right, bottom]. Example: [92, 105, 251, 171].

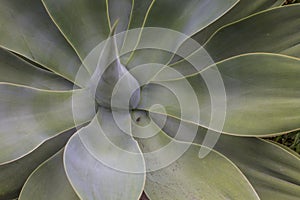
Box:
[0, 48, 73, 90]
[0, 130, 74, 199]
[0, 0, 88, 86]
[204, 4, 300, 61]
[64, 109, 145, 200]
[19, 150, 79, 200]
[0, 84, 94, 164]
[155, 115, 300, 200]
[42, 0, 110, 59]
[131, 111, 260, 200]
[0, 1, 299, 200]
[193, 0, 285, 44]
[124, 0, 240, 68]
[139, 53, 300, 136]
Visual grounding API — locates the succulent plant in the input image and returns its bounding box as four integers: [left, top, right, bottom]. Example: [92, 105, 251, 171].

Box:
[1, 0, 300, 199]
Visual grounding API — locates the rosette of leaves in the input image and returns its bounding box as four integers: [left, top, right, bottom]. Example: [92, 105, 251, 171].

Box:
[1, 0, 300, 199]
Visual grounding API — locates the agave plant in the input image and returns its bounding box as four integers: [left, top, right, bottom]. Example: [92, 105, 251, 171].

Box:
[1, 0, 300, 199]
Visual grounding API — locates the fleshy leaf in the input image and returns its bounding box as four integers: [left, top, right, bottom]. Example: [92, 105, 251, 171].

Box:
[144, 144, 260, 200]
[130, 112, 260, 200]
[91, 26, 140, 109]
[204, 4, 300, 61]
[0, 48, 73, 90]
[19, 150, 79, 200]
[157, 115, 300, 200]
[0, 0, 88, 86]
[193, 0, 286, 45]
[214, 137, 300, 200]
[0, 84, 94, 164]
[139, 53, 300, 136]
[107, 0, 132, 34]
[64, 109, 145, 200]
[42, 0, 110, 59]
[129, 0, 239, 36]
[124, 0, 239, 68]
[170, 0, 285, 65]
[0, 129, 74, 199]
